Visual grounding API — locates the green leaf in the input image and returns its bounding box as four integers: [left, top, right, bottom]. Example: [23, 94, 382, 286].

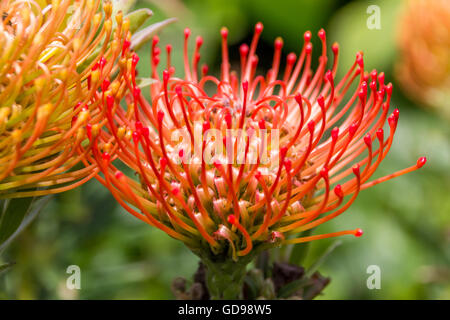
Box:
[277, 277, 310, 298]
[135, 77, 156, 89]
[131, 18, 177, 51]
[0, 262, 15, 275]
[112, 0, 137, 16]
[288, 229, 313, 265]
[0, 197, 34, 245]
[0, 195, 51, 253]
[305, 240, 342, 278]
[125, 8, 153, 34]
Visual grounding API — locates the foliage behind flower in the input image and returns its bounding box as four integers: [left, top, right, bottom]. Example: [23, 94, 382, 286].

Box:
[88, 23, 426, 261]
[0, 0, 131, 198]
[396, 0, 450, 119]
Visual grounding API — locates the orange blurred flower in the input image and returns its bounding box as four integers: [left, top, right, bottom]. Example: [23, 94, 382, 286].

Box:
[396, 0, 450, 119]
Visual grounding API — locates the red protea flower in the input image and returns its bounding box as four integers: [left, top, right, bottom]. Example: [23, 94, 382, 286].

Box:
[87, 23, 426, 261]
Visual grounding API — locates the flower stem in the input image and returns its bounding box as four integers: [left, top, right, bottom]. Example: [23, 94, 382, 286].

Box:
[203, 258, 249, 300]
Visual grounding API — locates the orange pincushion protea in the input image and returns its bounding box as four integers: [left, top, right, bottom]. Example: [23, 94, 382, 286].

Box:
[86, 23, 426, 260]
[0, 0, 131, 198]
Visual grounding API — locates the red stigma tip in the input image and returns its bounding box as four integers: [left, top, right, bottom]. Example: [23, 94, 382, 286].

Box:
[349, 123, 358, 136]
[184, 28, 191, 38]
[376, 128, 384, 141]
[202, 121, 210, 133]
[163, 69, 170, 83]
[393, 108, 400, 119]
[331, 127, 339, 140]
[364, 134, 372, 147]
[242, 80, 249, 91]
[240, 44, 249, 56]
[294, 93, 303, 105]
[307, 120, 315, 133]
[196, 36, 203, 47]
[220, 27, 228, 38]
[258, 119, 266, 130]
[255, 171, 262, 180]
[332, 43, 339, 55]
[106, 95, 114, 109]
[179, 149, 184, 158]
[157, 111, 165, 122]
[202, 64, 209, 76]
[304, 31, 312, 42]
[280, 146, 288, 158]
[175, 85, 182, 96]
[172, 187, 180, 196]
[255, 22, 263, 33]
[132, 131, 140, 143]
[274, 37, 283, 49]
[416, 156, 427, 168]
[166, 44, 172, 53]
[227, 214, 236, 225]
[317, 95, 325, 108]
[318, 28, 326, 40]
[334, 184, 343, 198]
[352, 164, 360, 176]
[152, 35, 159, 46]
[102, 79, 110, 92]
[115, 171, 124, 179]
[325, 70, 333, 83]
[141, 127, 149, 137]
[287, 53, 297, 64]
[99, 56, 107, 68]
[354, 228, 364, 237]
[160, 157, 168, 168]
[225, 113, 232, 127]
[320, 167, 328, 178]
[135, 121, 143, 131]
[133, 87, 141, 98]
[284, 159, 292, 172]
[132, 53, 140, 66]
[102, 152, 110, 162]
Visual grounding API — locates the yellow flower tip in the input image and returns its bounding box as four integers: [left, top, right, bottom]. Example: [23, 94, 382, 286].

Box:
[34, 77, 46, 92]
[117, 126, 126, 139]
[76, 128, 85, 141]
[110, 81, 120, 96]
[87, 0, 95, 11]
[73, 38, 82, 52]
[0, 107, 11, 124]
[112, 39, 120, 54]
[115, 11, 123, 26]
[93, 13, 102, 26]
[125, 129, 133, 141]
[91, 124, 100, 138]
[122, 18, 130, 34]
[103, 142, 112, 153]
[77, 110, 90, 124]
[104, 19, 112, 33]
[59, 69, 69, 82]
[90, 69, 100, 84]
[37, 103, 53, 120]
[11, 129, 22, 144]
[103, 1, 113, 18]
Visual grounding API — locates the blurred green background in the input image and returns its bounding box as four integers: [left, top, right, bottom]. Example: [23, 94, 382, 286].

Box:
[1, 0, 449, 299]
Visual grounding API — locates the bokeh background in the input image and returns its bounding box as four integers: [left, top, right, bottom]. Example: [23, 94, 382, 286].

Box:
[1, 0, 449, 299]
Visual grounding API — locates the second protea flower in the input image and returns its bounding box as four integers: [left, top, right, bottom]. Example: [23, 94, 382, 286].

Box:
[0, 0, 131, 198]
[89, 23, 425, 298]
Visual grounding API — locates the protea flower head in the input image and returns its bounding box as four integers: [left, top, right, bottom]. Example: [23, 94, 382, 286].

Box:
[0, 0, 131, 198]
[89, 23, 426, 261]
[396, 0, 450, 119]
